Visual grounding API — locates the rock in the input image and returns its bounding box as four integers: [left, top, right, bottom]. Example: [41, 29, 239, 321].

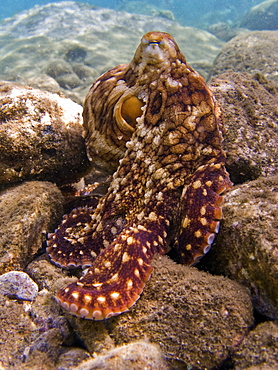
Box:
[199, 175, 278, 319]
[116, 1, 175, 21]
[26, 256, 69, 291]
[67, 314, 115, 355]
[209, 31, 278, 82]
[23, 328, 64, 368]
[0, 271, 38, 301]
[0, 2, 223, 103]
[233, 321, 278, 369]
[0, 181, 63, 274]
[0, 294, 38, 368]
[0, 81, 91, 187]
[209, 72, 278, 184]
[26, 74, 61, 94]
[0, 271, 72, 368]
[72, 64, 97, 81]
[55, 73, 83, 90]
[65, 255, 253, 369]
[1, 274, 77, 369]
[45, 59, 74, 78]
[71, 341, 168, 370]
[57, 348, 91, 370]
[240, 0, 278, 31]
[207, 22, 249, 42]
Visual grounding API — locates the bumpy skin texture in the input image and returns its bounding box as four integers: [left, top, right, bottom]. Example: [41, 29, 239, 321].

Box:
[47, 32, 232, 320]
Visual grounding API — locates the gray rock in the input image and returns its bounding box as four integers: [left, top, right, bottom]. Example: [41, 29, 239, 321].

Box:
[200, 175, 278, 319]
[207, 22, 249, 41]
[0, 271, 38, 300]
[25, 74, 61, 94]
[45, 59, 73, 78]
[209, 72, 278, 184]
[209, 31, 278, 82]
[0, 2, 223, 103]
[55, 73, 83, 90]
[23, 328, 63, 366]
[116, 1, 175, 21]
[0, 181, 63, 274]
[57, 348, 91, 370]
[71, 341, 168, 370]
[240, 0, 278, 31]
[0, 81, 91, 186]
[72, 64, 97, 81]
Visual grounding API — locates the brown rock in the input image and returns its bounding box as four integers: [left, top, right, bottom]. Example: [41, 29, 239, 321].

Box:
[0, 270, 71, 369]
[4, 272, 77, 369]
[0, 81, 91, 186]
[233, 321, 278, 369]
[66, 256, 253, 369]
[67, 313, 115, 355]
[209, 72, 278, 184]
[0, 181, 63, 274]
[200, 175, 278, 319]
[209, 31, 278, 82]
[112, 256, 253, 369]
[0, 294, 37, 368]
[26, 256, 68, 291]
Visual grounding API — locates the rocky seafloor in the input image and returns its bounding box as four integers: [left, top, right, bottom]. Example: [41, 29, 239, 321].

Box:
[0, 1, 278, 369]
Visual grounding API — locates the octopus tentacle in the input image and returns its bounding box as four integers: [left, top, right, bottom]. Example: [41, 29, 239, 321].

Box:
[56, 222, 167, 320]
[46, 207, 101, 269]
[178, 163, 233, 265]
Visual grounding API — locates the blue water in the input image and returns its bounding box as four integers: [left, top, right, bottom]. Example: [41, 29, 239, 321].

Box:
[0, 0, 265, 26]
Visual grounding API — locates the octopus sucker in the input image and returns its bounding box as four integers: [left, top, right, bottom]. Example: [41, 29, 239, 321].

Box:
[48, 31, 232, 319]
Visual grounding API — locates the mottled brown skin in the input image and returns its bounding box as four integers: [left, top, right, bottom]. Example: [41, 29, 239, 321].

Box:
[47, 32, 232, 320]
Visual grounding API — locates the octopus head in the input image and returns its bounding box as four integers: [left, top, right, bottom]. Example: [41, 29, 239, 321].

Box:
[133, 31, 180, 68]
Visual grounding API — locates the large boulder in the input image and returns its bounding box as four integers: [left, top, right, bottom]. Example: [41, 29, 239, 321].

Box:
[0, 81, 90, 187]
[209, 31, 278, 82]
[65, 255, 253, 369]
[202, 72, 278, 319]
[0, 181, 63, 274]
[240, 0, 278, 30]
[200, 175, 278, 319]
[209, 72, 278, 184]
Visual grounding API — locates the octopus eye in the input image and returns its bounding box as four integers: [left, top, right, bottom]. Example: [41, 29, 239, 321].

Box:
[120, 96, 144, 129]
[148, 41, 161, 45]
[141, 35, 165, 47]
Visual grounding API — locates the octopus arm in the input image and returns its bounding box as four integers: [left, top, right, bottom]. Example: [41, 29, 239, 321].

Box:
[47, 207, 102, 269]
[177, 162, 233, 265]
[55, 223, 167, 320]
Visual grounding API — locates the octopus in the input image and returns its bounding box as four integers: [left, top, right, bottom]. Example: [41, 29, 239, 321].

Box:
[47, 32, 232, 320]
